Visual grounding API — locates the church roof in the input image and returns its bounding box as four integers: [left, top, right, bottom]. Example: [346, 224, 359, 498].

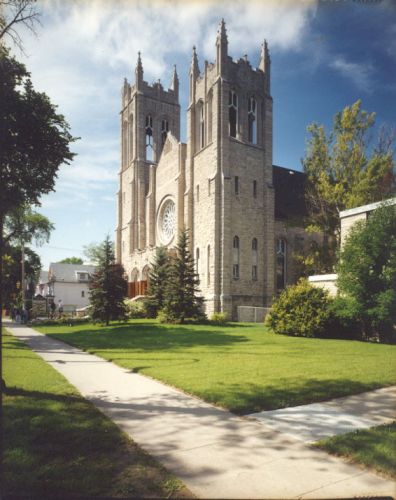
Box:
[273, 165, 307, 222]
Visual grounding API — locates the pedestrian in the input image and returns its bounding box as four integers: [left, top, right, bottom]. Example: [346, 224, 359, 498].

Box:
[50, 300, 56, 319]
[15, 308, 21, 324]
[57, 299, 64, 318]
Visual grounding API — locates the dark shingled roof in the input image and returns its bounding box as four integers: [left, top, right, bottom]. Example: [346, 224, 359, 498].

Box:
[272, 165, 308, 221]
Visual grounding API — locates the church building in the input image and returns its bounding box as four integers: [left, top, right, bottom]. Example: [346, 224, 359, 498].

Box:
[115, 20, 309, 319]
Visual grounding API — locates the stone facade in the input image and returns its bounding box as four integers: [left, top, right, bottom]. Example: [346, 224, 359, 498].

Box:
[116, 20, 309, 319]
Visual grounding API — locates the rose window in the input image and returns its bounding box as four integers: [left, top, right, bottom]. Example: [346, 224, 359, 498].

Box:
[158, 199, 176, 245]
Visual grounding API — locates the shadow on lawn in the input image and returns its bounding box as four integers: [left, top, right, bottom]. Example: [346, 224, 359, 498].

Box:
[48, 322, 251, 352]
[201, 378, 390, 415]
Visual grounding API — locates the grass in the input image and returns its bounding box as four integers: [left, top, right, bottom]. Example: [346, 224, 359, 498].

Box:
[36, 319, 396, 414]
[315, 422, 396, 479]
[3, 331, 192, 498]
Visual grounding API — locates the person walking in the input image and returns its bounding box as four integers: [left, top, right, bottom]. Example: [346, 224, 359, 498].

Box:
[57, 299, 64, 318]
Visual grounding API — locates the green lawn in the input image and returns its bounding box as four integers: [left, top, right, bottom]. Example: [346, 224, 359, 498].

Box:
[315, 422, 396, 479]
[3, 331, 192, 498]
[36, 320, 396, 414]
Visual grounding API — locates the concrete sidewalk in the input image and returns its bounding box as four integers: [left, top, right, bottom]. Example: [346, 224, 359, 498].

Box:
[250, 386, 395, 443]
[6, 322, 396, 499]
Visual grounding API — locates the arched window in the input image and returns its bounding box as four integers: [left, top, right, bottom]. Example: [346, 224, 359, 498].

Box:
[196, 248, 200, 275]
[252, 238, 258, 281]
[276, 238, 286, 290]
[196, 184, 199, 202]
[200, 104, 205, 149]
[161, 119, 169, 148]
[229, 91, 238, 138]
[145, 115, 154, 162]
[207, 91, 213, 143]
[129, 113, 133, 161]
[248, 96, 257, 144]
[142, 265, 150, 282]
[131, 268, 139, 282]
[207, 245, 211, 285]
[233, 236, 240, 279]
[122, 120, 128, 167]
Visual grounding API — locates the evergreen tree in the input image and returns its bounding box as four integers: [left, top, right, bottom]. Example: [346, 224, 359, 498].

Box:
[89, 236, 127, 326]
[163, 229, 204, 323]
[145, 246, 170, 318]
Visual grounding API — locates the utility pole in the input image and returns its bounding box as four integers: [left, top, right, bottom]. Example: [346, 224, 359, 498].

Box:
[21, 242, 25, 311]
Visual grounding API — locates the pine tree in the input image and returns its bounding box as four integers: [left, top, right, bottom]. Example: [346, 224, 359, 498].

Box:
[163, 229, 204, 323]
[89, 236, 127, 325]
[145, 246, 170, 318]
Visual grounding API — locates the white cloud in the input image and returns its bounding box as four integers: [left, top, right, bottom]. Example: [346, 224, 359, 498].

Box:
[330, 56, 374, 93]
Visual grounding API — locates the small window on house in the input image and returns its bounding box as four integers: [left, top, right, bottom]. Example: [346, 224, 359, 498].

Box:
[233, 236, 240, 279]
[145, 115, 154, 162]
[252, 238, 258, 280]
[235, 176, 239, 195]
[276, 238, 287, 290]
[161, 119, 169, 147]
[248, 96, 257, 144]
[253, 180, 257, 198]
[81, 290, 85, 298]
[229, 91, 238, 138]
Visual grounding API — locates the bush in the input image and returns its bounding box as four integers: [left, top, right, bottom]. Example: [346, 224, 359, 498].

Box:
[29, 317, 91, 327]
[124, 299, 147, 319]
[265, 279, 332, 338]
[210, 312, 228, 325]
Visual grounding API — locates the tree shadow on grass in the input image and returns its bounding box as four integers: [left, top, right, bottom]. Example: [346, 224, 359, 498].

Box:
[46, 322, 252, 353]
[199, 378, 393, 415]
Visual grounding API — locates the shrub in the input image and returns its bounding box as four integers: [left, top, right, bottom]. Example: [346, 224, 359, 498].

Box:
[265, 279, 332, 338]
[210, 312, 228, 325]
[124, 299, 147, 319]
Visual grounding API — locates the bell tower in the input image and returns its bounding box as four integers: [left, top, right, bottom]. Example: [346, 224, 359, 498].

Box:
[115, 53, 180, 264]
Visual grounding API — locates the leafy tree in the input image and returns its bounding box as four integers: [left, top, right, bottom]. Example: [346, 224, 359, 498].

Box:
[4, 205, 53, 246]
[302, 100, 394, 273]
[0, 48, 76, 397]
[83, 241, 115, 265]
[58, 257, 83, 265]
[89, 237, 127, 326]
[162, 229, 204, 323]
[335, 203, 396, 342]
[145, 246, 171, 318]
[2, 245, 41, 309]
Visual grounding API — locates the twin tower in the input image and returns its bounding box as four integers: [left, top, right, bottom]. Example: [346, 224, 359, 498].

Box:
[116, 20, 276, 318]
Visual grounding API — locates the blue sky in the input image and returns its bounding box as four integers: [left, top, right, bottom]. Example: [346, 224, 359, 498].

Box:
[11, 0, 396, 268]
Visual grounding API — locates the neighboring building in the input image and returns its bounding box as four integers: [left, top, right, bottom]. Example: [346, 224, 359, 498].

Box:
[309, 197, 396, 295]
[116, 20, 312, 319]
[38, 263, 96, 311]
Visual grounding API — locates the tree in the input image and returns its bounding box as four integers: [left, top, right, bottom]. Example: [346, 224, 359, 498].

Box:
[4, 205, 53, 246]
[58, 257, 83, 265]
[145, 246, 170, 318]
[335, 203, 396, 342]
[0, 0, 40, 51]
[83, 241, 115, 265]
[0, 47, 76, 422]
[89, 237, 127, 326]
[302, 100, 395, 273]
[162, 229, 204, 323]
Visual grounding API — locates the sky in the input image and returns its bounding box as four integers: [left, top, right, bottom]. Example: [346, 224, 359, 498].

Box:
[8, 0, 396, 269]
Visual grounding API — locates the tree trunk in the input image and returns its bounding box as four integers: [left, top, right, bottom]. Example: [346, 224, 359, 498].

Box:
[0, 212, 5, 486]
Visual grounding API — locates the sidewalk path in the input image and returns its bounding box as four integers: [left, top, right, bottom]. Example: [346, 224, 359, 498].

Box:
[6, 322, 396, 499]
[250, 386, 395, 443]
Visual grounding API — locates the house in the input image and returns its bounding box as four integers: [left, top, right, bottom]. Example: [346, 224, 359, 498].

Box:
[39, 263, 97, 312]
